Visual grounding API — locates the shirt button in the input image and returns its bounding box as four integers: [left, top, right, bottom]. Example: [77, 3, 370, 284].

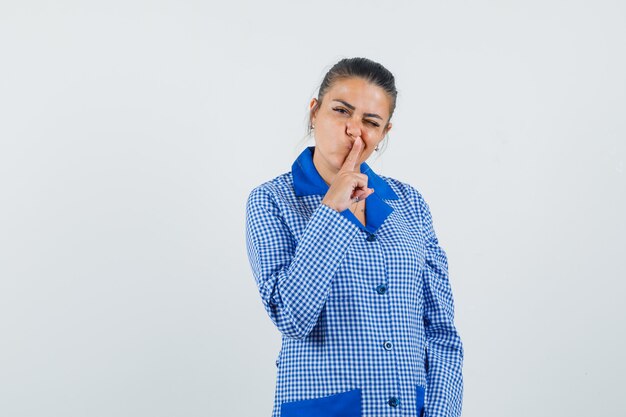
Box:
[388, 397, 399, 407]
[375, 284, 388, 294]
[383, 341, 393, 350]
[366, 233, 376, 241]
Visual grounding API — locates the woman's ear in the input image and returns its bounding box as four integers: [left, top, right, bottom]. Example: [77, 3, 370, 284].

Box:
[309, 98, 319, 126]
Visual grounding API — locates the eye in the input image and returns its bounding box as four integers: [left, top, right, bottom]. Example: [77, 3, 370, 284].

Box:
[333, 107, 349, 115]
[366, 120, 380, 127]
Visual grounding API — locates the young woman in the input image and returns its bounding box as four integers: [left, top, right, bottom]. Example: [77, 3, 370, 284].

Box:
[245, 57, 463, 417]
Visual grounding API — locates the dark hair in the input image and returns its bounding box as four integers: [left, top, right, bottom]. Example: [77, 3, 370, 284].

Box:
[308, 57, 398, 136]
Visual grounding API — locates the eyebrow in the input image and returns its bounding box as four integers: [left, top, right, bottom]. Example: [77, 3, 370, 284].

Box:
[332, 99, 383, 120]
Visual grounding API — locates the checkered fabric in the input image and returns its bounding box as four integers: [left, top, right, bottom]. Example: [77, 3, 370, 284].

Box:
[245, 146, 463, 417]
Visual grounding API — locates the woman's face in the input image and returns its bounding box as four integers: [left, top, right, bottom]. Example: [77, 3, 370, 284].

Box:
[309, 77, 393, 174]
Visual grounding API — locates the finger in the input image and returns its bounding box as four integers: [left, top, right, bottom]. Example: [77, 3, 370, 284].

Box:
[347, 173, 369, 198]
[357, 188, 375, 200]
[340, 136, 363, 172]
[354, 172, 369, 184]
[352, 187, 374, 201]
[351, 189, 366, 200]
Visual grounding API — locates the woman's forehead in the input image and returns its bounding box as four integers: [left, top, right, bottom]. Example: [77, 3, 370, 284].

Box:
[325, 78, 391, 114]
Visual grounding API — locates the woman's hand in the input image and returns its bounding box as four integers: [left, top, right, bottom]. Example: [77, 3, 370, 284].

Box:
[321, 136, 374, 212]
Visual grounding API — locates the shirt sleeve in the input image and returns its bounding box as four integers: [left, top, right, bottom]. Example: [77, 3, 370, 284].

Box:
[245, 185, 360, 340]
[414, 189, 464, 417]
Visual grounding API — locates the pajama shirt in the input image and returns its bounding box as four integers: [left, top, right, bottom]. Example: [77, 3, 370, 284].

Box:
[245, 146, 463, 417]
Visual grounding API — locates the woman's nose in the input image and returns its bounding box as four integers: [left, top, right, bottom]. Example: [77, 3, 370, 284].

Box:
[346, 120, 362, 138]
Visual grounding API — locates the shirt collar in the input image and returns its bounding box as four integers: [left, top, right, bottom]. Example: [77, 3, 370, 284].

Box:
[291, 146, 399, 200]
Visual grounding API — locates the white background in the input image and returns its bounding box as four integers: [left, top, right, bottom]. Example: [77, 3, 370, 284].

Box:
[1, 1, 625, 416]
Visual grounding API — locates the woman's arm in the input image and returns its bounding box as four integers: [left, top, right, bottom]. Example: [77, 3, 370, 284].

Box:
[245, 185, 359, 340]
[414, 189, 464, 417]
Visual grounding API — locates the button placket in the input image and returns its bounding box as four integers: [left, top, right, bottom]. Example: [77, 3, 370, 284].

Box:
[363, 228, 402, 413]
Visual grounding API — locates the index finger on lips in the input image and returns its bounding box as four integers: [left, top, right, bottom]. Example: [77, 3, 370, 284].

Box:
[340, 136, 363, 172]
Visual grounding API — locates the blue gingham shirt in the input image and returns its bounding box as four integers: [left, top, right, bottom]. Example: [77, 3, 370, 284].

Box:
[245, 146, 463, 417]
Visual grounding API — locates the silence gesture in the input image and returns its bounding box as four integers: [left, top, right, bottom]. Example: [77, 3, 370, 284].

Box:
[321, 136, 375, 212]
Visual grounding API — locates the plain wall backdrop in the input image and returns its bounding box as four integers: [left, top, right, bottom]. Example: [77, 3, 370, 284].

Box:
[1, 1, 625, 416]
